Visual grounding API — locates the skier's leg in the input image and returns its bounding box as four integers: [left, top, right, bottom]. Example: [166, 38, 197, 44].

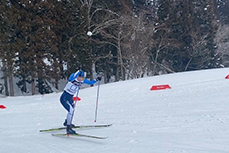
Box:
[60, 92, 71, 111]
[66, 103, 74, 125]
[65, 101, 76, 134]
[60, 91, 75, 126]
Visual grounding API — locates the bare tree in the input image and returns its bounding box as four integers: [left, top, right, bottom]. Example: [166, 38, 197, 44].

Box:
[215, 24, 229, 66]
[125, 11, 154, 79]
[67, 0, 120, 79]
[96, 17, 132, 81]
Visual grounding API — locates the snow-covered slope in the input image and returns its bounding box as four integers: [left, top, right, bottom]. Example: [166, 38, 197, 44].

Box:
[1, 68, 229, 153]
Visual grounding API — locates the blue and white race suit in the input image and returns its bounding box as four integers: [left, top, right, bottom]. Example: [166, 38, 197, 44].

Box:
[60, 70, 97, 125]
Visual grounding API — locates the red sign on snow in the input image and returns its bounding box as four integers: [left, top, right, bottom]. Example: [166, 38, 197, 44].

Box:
[225, 75, 229, 79]
[150, 84, 171, 91]
[0, 105, 6, 109]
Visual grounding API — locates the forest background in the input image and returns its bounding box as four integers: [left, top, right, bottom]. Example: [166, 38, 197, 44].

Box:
[0, 0, 229, 96]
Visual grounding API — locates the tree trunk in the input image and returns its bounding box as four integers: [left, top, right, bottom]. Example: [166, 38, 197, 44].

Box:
[4, 73, 9, 96]
[32, 78, 36, 95]
[104, 71, 107, 84]
[9, 73, 14, 96]
[55, 79, 59, 90]
[22, 78, 27, 94]
[117, 31, 125, 81]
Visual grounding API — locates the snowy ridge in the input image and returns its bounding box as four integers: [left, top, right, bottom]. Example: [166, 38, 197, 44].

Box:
[1, 68, 229, 153]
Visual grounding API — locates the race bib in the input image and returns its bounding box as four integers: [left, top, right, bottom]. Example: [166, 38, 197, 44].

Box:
[64, 82, 79, 95]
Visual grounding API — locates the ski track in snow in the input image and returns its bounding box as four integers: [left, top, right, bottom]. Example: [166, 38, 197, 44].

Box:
[1, 68, 229, 153]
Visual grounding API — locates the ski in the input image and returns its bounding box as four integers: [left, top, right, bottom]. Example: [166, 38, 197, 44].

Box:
[40, 124, 112, 132]
[52, 133, 107, 139]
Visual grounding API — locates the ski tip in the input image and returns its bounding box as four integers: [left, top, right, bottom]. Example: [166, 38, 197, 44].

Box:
[39, 129, 48, 132]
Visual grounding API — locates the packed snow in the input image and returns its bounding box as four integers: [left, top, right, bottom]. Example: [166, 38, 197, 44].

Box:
[1, 68, 229, 153]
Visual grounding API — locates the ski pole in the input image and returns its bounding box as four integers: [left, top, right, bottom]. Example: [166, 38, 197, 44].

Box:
[94, 80, 100, 122]
[71, 82, 81, 124]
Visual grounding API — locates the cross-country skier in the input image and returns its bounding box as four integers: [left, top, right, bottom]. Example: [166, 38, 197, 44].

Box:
[60, 69, 102, 134]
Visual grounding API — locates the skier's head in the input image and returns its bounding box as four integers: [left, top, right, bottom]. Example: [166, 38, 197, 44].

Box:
[78, 70, 86, 78]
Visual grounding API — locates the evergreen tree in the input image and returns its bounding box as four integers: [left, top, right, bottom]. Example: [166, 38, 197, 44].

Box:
[0, 0, 19, 96]
[10, 0, 65, 94]
[154, 0, 221, 72]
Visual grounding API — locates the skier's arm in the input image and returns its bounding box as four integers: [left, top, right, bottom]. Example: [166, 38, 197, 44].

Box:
[83, 78, 97, 85]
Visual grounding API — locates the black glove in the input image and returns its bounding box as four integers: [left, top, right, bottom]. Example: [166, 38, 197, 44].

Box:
[96, 76, 102, 81]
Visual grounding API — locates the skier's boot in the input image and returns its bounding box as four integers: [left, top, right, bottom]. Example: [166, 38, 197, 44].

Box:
[66, 125, 76, 134]
[63, 119, 75, 128]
